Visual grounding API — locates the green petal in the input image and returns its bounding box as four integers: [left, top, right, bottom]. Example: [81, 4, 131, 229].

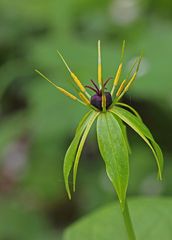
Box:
[97, 112, 129, 209]
[73, 111, 99, 192]
[63, 110, 95, 199]
[110, 106, 163, 180]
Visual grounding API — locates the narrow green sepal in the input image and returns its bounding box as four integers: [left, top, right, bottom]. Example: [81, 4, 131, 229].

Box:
[115, 102, 142, 121]
[111, 106, 164, 180]
[63, 110, 94, 199]
[73, 111, 99, 192]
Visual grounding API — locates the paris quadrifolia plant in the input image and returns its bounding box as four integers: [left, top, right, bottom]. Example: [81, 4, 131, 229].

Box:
[35, 41, 163, 240]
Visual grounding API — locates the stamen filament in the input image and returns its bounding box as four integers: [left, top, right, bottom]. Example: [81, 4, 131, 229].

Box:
[124, 72, 137, 92]
[116, 73, 136, 102]
[116, 55, 142, 101]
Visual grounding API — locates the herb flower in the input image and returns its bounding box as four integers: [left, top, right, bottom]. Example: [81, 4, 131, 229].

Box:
[35, 41, 163, 210]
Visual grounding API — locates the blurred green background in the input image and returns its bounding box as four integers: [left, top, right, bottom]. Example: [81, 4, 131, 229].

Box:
[0, 0, 172, 239]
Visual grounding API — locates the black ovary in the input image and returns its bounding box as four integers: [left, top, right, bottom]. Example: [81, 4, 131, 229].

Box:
[91, 92, 112, 110]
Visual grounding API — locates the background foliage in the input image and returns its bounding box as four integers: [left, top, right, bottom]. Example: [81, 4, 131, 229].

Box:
[0, 0, 172, 239]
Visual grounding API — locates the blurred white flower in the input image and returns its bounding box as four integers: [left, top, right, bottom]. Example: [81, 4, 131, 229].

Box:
[140, 173, 164, 195]
[127, 56, 150, 77]
[109, 0, 141, 26]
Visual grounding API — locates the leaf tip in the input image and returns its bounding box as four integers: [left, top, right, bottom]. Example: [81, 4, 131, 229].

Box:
[159, 172, 163, 181]
[68, 193, 72, 200]
[66, 187, 72, 200]
[73, 178, 76, 193]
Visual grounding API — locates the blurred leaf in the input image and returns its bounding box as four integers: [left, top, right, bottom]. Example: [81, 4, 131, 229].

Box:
[63, 197, 172, 240]
[0, 199, 58, 240]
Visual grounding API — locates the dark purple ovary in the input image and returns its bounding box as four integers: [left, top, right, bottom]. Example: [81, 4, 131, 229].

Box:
[91, 92, 112, 110]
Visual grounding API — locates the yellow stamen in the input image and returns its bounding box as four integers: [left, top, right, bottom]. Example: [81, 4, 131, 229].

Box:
[35, 69, 77, 101]
[116, 55, 142, 101]
[57, 50, 85, 92]
[102, 95, 106, 111]
[79, 92, 90, 106]
[124, 72, 137, 92]
[98, 40, 103, 87]
[98, 40, 106, 111]
[57, 87, 77, 100]
[70, 72, 85, 92]
[116, 80, 126, 97]
[113, 63, 123, 87]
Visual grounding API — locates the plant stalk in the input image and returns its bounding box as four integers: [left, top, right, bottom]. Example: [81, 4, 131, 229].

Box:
[122, 200, 136, 240]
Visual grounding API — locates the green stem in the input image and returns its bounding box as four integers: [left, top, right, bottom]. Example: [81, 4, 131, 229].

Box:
[122, 200, 136, 240]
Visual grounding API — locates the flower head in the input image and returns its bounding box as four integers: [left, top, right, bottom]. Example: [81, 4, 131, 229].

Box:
[35, 40, 140, 112]
[36, 41, 163, 210]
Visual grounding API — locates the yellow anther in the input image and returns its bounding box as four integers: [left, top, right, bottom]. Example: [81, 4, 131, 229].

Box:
[70, 72, 85, 92]
[57, 87, 77, 100]
[117, 55, 141, 99]
[79, 92, 90, 106]
[114, 63, 123, 87]
[116, 80, 126, 97]
[98, 64, 102, 86]
[57, 50, 85, 92]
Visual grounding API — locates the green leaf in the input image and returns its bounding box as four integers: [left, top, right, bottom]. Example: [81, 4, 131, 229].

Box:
[117, 118, 131, 154]
[73, 111, 100, 192]
[110, 106, 163, 179]
[63, 110, 95, 199]
[97, 112, 129, 208]
[63, 197, 172, 240]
